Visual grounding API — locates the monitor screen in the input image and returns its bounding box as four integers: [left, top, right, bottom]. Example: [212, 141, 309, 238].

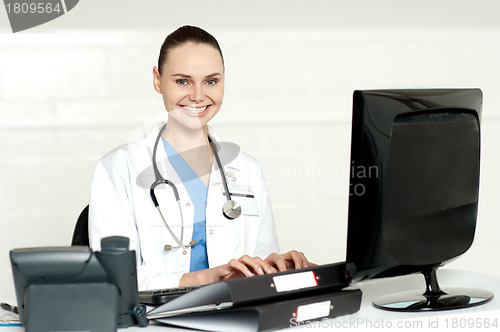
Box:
[345, 88, 482, 282]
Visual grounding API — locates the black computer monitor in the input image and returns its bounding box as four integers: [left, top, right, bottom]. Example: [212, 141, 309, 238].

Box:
[345, 88, 493, 311]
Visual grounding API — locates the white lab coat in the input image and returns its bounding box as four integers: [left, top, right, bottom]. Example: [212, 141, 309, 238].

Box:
[89, 123, 279, 290]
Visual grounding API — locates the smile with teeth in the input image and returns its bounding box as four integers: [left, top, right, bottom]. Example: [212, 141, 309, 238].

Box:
[183, 105, 208, 113]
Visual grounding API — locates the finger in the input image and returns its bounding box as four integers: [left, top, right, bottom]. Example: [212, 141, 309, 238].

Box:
[287, 250, 303, 269]
[289, 251, 308, 268]
[272, 254, 288, 272]
[281, 250, 297, 268]
[217, 267, 230, 278]
[264, 253, 285, 272]
[238, 255, 273, 275]
[298, 252, 310, 268]
[221, 268, 243, 280]
[252, 256, 276, 275]
[228, 258, 255, 277]
[193, 266, 229, 285]
[237, 255, 263, 275]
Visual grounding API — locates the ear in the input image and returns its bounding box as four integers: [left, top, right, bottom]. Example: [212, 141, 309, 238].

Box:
[152, 66, 162, 93]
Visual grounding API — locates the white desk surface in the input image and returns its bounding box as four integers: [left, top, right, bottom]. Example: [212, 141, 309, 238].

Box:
[1, 269, 498, 331]
[293, 268, 500, 331]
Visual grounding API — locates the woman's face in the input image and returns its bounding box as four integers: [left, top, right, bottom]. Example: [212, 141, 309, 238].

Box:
[153, 42, 224, 130]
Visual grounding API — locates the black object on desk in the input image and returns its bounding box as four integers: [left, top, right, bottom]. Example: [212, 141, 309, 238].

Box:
[139, 285, 203, 305]
[148, 262, 350, 315]
[345, 88, 493, 311]
[0, 302, 18, 315]
[156, 289, 362, 332]
[147, 262, 359, 332]
[10, 236, 148, 332]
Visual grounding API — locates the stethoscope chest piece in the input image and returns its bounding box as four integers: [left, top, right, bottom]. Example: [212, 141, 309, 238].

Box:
[223, 199, 241, 219]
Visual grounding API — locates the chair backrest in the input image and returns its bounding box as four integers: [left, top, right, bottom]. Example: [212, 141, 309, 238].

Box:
[71, 205, 89, 246]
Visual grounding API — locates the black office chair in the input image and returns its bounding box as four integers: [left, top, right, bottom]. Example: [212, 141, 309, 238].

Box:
[71, 205, 90, 247]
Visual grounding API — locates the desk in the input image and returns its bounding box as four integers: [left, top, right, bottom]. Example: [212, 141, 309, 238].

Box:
[287, 268, 500, 331]
[1, 269, 498, 331]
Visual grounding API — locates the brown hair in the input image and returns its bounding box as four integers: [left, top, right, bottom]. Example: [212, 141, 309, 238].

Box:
[157, 25, 224, 75]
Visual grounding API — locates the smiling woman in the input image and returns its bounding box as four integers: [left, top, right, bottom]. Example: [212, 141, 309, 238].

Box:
[88, 25, 313, 291]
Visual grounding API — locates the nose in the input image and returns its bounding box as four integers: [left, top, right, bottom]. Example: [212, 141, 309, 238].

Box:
[189, 84, 205, 103]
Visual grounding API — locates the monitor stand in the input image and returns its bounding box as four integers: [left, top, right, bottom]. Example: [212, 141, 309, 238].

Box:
[373, 266, 494, 312]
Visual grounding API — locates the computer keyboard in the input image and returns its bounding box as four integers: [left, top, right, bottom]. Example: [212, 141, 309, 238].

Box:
[138, 285, 203, 305]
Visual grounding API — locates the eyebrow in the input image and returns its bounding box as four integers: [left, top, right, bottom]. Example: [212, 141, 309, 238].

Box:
[172, 72, 222, 79]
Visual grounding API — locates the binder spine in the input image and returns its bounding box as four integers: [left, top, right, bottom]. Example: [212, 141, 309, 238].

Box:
[258, 289, 362, 332]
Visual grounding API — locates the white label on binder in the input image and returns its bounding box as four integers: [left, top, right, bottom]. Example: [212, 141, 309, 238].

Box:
[296, 300, 331, 322]
[272, 271, 318, 293]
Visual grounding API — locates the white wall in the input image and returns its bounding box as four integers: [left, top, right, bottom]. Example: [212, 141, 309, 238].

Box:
[1, 0, 500, 300]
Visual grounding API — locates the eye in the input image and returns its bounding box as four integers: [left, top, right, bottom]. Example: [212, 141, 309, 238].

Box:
[205, 79, 218, 86]
[176, 79, 189, 86]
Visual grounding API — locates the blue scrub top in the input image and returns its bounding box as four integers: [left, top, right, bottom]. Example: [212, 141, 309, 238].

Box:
[162, 138, 209, 272]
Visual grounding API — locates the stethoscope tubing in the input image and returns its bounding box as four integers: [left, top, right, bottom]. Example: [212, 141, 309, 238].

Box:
[150, 123, 240, 250]
[209, 140, 231, 202]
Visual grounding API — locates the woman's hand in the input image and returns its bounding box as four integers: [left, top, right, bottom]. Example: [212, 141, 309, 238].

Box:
[179, 252, 314, 286]
[179, 255, 278, 286]
[220, 255, 279, 278]
[265, 250, 314, 272]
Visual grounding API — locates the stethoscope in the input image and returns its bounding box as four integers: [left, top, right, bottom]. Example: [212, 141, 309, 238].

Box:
[150, 123, 242, 251]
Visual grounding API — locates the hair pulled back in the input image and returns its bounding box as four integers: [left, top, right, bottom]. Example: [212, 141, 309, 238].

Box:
[157, 25, 224, 75]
